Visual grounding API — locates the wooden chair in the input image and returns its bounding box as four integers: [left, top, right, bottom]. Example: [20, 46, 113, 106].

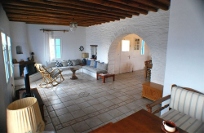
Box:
[35, 63, 64, 87]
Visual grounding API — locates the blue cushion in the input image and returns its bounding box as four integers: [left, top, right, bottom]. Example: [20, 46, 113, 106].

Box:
[86, 60, 91, 66]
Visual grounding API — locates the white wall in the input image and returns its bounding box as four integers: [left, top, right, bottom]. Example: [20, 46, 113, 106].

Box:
[26, 24, 86, 65]
[10, 22, 30, 61]
[163, 0, 204, 100]
[86, 10, 169, 84]
[10, 23, 86, 65]
[0, 4, 13, 132]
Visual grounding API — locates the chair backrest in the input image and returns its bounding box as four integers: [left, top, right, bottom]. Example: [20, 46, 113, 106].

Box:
[35, 63, 49, 73]
[170, 85, 204, 122]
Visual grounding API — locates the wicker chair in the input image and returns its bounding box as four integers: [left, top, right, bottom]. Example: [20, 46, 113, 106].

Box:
[35, 63, 64, 87]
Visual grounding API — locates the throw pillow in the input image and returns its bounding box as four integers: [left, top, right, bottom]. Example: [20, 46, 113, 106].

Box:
[86, 60, 91, 66]
[90, 60, 95, 67]
[55, 61, 63, 67]
[94, 61, 98, 68]
[71, 60, 78, 66]
[97, 62, 107, 70]
[67, 60, 73, 66]
[62, 60, 68, 67]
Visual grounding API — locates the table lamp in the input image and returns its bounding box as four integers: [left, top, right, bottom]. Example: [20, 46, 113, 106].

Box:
[7, 97, 45, 133]
[82, 52, 89, 65]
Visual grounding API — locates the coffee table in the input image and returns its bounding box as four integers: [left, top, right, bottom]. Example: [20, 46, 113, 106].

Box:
[70, 67, 80, 80]
[91, 109, 187, 133]
[97, 73, 115, 83]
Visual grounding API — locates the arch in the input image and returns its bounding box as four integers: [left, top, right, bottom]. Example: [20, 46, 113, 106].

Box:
[107, 26, 167, 84]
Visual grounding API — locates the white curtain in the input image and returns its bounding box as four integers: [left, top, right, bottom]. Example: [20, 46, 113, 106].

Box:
[44, 31, 53, 64]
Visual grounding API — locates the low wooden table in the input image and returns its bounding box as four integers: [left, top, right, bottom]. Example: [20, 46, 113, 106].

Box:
[97, 73, 115, 83]
[142, 82, 163, 101]
[91, 109, 187, 133]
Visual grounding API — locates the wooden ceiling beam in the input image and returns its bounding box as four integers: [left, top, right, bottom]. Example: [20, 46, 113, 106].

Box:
[4, 8, 120, 21]
[3, 5, 122, 20]
[7, 13, 117, 24]
[3, 2, 129, 19]
[132, 0, 169, 10]
[82, 0, 148, 15]
[109, 0, 158, 12]
[50, 0, 139, 15]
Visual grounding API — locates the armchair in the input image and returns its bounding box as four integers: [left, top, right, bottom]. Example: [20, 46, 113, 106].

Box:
[35, 63, 64, 87]
[146, 84, 204, 133]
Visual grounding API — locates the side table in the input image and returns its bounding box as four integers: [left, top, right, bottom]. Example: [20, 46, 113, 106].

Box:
[142, 82, 163, 101]
[97, 73, 115, 83]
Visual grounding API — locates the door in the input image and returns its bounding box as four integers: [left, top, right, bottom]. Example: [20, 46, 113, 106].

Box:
[120, 39, 132, 73]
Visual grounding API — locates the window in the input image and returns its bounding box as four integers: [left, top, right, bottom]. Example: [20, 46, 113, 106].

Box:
[122, 40, 130, 52]
[7, 36, 13, 77]
[141, 40, 145, 55]
[49, 37, 61, 61]
[1, 32, 9, 82]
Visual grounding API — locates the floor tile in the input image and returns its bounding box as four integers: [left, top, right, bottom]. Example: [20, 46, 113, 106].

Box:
[71, 121, 91, 133]
[29, 70, 154, 132]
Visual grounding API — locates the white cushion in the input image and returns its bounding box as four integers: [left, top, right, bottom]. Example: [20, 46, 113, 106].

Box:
[46, 61, 55, 68]
[90, 60, 95, 67]
[170, 86, 204, 122]
[97, 62, 107, 70]
[161, 109, 204, 133]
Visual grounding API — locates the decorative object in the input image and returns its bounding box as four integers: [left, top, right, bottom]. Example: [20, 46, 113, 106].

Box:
[82, 53, 89, 64]
[70, 20, 77, 31]
[16, 46, 23, 54]
[30, 52, 34, 61]
[79, 46, 84, 51]
[7, 97, 45, 133]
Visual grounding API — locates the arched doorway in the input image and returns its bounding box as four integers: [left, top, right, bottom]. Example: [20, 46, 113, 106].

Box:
[108, 33, 151, 74]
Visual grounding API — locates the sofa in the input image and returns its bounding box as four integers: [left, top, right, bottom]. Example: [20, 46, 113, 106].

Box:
[146, 84, 204, 133]
[46, 59, 108, 78]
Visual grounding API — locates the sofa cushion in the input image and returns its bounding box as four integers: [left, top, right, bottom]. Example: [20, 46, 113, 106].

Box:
[67, 60, 73, 66]
[62, 60, 68, 67]
[161, 109, 204, 133]
[97, 62, 107, 70]
[90, 60, 95, 67]
[86, 60, 91, 66]
[71, 60, 79, 66]
[55, 61, 63, 67]
[170, 86, 204, 122]
[46, 61, 56, 68]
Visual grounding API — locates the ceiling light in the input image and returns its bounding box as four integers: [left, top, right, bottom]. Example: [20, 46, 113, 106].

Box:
[70, 22, 77, 32]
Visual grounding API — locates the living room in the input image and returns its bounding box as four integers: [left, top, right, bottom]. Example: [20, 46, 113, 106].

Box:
[0, 0, 204, 132]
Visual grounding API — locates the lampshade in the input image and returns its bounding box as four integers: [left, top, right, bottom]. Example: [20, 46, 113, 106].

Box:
[82, 53, 89, 58]
[70, 22, 77, 31]
[7, 97, 45, 133]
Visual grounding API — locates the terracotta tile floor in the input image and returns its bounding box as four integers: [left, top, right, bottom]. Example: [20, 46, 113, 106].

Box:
[27, 70, 159, 133]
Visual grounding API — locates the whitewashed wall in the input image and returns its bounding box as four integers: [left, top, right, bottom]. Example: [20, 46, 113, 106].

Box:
[113, 34, 150, 74]
[10, 22, 30, 62]
[86, 10, 169, 84]
[10, 23, 86, 65]
[0, 4, 12, 132]
[163, 0, 204, 96]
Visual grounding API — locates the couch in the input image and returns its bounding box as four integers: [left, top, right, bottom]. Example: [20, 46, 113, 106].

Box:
[46, 59, 108, 78]
[146, 84, 204, 133]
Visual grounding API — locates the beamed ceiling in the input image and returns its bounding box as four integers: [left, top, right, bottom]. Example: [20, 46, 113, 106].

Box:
[0, 0, 170, 27]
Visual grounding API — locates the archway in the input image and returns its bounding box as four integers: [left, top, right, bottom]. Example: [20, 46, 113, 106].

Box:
[108, 33, 151, 75]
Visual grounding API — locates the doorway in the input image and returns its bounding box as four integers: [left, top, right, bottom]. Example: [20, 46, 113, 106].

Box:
[113, 34, 151, 74]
